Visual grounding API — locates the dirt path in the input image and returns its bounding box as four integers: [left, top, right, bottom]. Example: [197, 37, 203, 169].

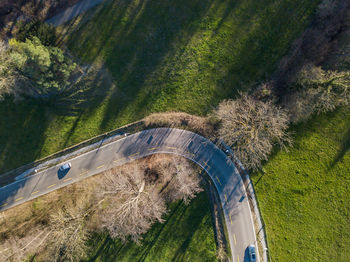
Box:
[46, 0, 107, 27]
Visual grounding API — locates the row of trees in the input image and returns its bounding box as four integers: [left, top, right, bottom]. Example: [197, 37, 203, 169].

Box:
[214, 64, 349, 170]
[214, 0, 350, 170]
[0, 156, 203, 261]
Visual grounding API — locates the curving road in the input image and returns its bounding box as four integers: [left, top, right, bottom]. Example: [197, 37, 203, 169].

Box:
[0, 128, 257, 262]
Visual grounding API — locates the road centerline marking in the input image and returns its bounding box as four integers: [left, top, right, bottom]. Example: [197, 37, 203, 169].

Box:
[166, 146, 177, 150]
[148, 147, 159, 151]
[114, 158, 125, 163]
[237, 255, 239, 262]
[225, 194, 227, 202]
[47, 184, 56, 189]
[230, 214, 233, 225]
[64, 178, 72, 182]
[15, 197, 24, 202]
[96, 164, 105, 169]
[129, 152, 140, 157]
[203, 160, 211, 169]
[31, 191, 40, 195]
[234, 234, 237, 245]
[216, 176, 222, 186]
[80, 170, 88, 176]
[0, 203, 8, 207]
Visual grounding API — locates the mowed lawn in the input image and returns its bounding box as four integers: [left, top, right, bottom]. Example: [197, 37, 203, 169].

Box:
[85, 192, 218, 262]
[0, 0, 319, 172]
[252, 107, 350, 261]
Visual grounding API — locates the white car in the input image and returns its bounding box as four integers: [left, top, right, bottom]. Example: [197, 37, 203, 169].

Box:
[59, 162, 71, 172]
[248, 244, 257, 262]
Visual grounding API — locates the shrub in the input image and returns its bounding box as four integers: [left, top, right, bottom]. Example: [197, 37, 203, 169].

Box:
[16, 20, 57, 46]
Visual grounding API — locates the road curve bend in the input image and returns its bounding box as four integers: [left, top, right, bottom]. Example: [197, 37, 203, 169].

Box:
[0, 128, 257, 262]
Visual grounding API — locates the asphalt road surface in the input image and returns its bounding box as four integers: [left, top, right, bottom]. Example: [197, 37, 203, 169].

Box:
[0, 128, 257, 262]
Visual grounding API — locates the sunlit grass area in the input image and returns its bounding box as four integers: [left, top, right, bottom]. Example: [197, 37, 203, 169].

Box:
[0, 0, 319, 173]
[252, 107, 350, 261]
[65, 0, 320, 121]
[85, 192, 218, 262]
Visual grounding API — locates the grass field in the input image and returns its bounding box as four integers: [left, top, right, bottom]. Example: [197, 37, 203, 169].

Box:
[252, 107, 350, 261]
[84, 192, 218, 262]
[0, 0, 319, 173]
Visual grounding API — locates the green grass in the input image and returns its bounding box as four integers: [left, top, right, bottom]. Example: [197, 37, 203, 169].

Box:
[252, 107, 350, 261]
[85, 192, 218, 262]
[0, 0, 319, 173]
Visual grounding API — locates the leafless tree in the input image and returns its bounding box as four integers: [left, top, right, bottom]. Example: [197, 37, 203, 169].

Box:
[215, 94, 291, 170]
[285, 64, 350, 123]
[0, 227, 51, 262]
[163, 157, 203, 205]
[316, 0, 338, 19]
[97, 166, 166, 243]
[48, 207, 90, 262]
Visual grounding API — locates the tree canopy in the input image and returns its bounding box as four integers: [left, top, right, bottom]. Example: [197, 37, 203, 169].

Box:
[0, 37, 76, 100]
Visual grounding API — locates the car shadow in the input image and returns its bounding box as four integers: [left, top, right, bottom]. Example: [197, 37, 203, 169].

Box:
[244, 247, 250, 262]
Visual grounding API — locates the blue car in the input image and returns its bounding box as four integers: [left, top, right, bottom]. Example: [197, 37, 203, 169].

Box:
[248, 245, 257, 262]
[59, 162, 72, 172]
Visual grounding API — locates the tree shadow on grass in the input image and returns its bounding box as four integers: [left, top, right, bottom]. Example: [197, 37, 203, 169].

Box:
[219, 0, 319, 98]
[136, 201, 185, 262]
[94, 0, 220, 130]
[62, 0, 242, 130]
[330, 125, 350, 168]
[0, 98, 50, 175]
[171, 215, 210, 262]
[85, 192, 215, 262]
[45, 0, 322, 160]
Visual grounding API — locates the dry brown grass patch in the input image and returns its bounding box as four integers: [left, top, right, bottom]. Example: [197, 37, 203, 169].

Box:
[144, 112, 217, 138]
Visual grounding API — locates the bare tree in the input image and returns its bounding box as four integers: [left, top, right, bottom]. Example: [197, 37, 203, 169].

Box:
[285, 64, 350, 123]
[97, 166, 166, 243]
[215, 94, 291, 170]
[48, 207, 90, 262]
[163, 157, 203, 205]
[316, 0, 338, 19]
